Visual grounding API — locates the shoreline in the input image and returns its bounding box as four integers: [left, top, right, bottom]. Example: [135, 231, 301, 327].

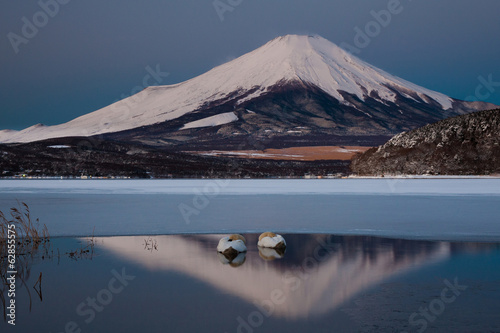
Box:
[73, 232, 500, 243]
[2, 174, 500, 180]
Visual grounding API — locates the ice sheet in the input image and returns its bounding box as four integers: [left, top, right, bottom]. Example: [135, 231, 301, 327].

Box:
[1, 178, 500, 195]
[0, 179, 499, 240]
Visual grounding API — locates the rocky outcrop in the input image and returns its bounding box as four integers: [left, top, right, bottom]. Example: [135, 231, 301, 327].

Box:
[351, 109, 500, 175]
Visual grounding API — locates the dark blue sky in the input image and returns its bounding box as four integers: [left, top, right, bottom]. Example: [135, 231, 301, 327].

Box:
[1, 0, 499, 130]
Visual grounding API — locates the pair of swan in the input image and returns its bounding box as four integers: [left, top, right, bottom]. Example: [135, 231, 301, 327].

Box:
[217, 232, 286, 256]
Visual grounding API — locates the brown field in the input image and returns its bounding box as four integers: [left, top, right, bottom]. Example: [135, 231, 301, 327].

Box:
[186, 146, 372, 161]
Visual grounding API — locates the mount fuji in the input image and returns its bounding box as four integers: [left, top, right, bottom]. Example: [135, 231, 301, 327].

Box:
[0, 35, 496, 149]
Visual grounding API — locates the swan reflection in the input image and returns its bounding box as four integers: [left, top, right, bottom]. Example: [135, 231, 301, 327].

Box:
[258, 247, 285, 260]
[218, 252, 247, 267]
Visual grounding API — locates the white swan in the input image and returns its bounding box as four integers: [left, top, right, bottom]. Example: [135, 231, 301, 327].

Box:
[217, 234, 247, 256]
[257, 232, 286, 249]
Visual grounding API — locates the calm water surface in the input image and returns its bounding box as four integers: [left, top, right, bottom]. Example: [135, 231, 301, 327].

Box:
[1, 234, 499, 332]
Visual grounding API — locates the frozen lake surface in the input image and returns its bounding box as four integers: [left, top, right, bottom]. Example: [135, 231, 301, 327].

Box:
[0, 179, 499, 240]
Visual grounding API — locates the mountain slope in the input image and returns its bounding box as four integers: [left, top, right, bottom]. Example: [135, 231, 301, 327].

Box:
[1, 35, 496, 146]
[351, 109, 500, 175]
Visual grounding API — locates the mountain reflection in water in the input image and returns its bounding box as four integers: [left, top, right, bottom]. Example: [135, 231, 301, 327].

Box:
[98, 234, 471, 319]
[2, 234, 499, 333]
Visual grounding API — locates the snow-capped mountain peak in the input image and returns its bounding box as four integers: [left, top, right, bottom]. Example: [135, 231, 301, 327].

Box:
[0, 34, 484, 144]
[185, 34, 453, 108]
[250, 34, 452, 108]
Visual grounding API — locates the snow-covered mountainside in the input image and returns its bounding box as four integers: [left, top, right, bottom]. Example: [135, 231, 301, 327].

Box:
[0, 130, 17, 142]
[1, 35, 496, 145]
[181, 112, 238, 130]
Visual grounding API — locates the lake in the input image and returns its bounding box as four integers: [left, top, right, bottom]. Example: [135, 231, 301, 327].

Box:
[0, 179, 500, 240]
[1, 234, 499, 332]
[1, 179, 500, 332]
